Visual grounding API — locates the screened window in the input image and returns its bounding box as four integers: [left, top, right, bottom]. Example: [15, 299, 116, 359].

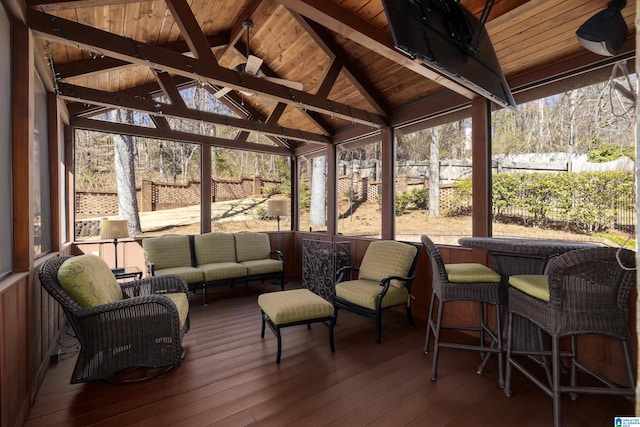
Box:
[34, 71, 51, 256]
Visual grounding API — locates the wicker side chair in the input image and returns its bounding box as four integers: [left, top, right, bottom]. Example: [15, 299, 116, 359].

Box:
[504, 247, 636, 427]
[334, 240, 419, 344]
[39, 255, 190, 384]
[421, 235, 504, 385]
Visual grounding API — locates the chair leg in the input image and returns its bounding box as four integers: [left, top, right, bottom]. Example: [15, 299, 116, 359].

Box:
[431, 298, 445, 381]
[479, 302, 486, 348]
[424, 290, 437, 353]
[203, 283, 208, 306]
[406, 303, 414, 328]
[552, 335, 562, 427]
[260, 312, 266, 338]
[329, 319, 336, 353]
[275, 326, 282, 364]
[570, 335, 578, 401]
[504, 311, 514, 397]
[622, 339, 636, 394]
[375, 309, 382, 344]
[495, 303, 504, 388]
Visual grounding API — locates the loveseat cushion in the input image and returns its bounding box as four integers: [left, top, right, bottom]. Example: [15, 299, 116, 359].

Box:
[235, 232, 272, 262]
[155, 266, 204, 285]
[57, 254, 122, 307]
[198, 262, 247, 282]
[143, 235, 193, 270]
[164, 292, 189, 328]
[241, 259, 283, 276]
[335, 279, 409, 310]
[359, 241, 417, 288]
[194, 232, 237, 264]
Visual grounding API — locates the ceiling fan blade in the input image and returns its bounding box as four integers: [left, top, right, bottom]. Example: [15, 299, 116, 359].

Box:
[244, 55, 263, 76]
[263, 76, 304, 91]
[213, 87, 232, 99]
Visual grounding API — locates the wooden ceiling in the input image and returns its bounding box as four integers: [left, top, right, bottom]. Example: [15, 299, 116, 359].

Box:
[24, 0, 636, 155]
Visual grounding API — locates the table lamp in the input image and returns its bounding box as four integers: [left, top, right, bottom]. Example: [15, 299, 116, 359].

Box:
[100, 219, 129, 271]
[267, 199, 289, 252]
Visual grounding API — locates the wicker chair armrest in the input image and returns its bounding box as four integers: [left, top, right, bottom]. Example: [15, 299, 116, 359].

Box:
[336, 265, 359, 282]
[120, 274, 189, 298]
[74, 293, 181, 320]
[270, 250, 283, 261]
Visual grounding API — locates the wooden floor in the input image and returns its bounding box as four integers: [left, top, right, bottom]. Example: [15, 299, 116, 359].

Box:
[26, 282, 633, 427]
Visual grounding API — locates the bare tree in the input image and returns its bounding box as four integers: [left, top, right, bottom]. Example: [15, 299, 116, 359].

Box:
[112, 109, 142, 235]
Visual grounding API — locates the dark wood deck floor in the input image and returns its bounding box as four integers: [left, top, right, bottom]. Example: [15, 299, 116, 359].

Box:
[26, 282, 633, 426]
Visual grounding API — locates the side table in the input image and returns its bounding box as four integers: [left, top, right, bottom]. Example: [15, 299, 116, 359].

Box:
[113, 266, 143, 282]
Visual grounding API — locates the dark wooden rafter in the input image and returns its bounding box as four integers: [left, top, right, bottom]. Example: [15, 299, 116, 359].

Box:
[164, 0, 219, 68]
[54, 35, 229, 80]
[28, 0, 140, 11]
[153, 70, 187, 108]
[71, 116, 290, 155]
[57, 82, 328, 144]
[277, 0, 475, 100]
[30, 9, 385, 128]
[295, 15, 391, 116]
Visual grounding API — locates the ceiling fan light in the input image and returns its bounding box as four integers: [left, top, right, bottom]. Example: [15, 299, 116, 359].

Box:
[576, 0, 627, 56]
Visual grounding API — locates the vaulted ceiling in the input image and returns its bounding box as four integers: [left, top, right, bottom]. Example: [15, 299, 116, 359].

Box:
[24, 0, 637, 156]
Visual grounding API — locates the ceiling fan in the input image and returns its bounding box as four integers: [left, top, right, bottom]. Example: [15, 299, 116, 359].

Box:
[214, 19, 303, 98]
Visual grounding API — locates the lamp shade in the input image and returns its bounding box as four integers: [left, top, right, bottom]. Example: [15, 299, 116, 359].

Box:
[267, 199, 289, 217]
[576, 0, 627, 57]
[99, 219, 129, 239]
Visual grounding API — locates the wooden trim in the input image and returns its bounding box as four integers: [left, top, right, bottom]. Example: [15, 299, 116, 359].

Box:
[381, 127, 394, 240]
[64, 125, 73, 243]
[201, 146, 212, 234]
[47, 91, 60, 252]
[291, 157, 300, 232]
[471, 97, 492, 237]
[11, 23, 33, 272]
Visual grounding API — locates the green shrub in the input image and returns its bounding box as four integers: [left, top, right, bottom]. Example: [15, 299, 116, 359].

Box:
[299, 182, 311, 210]
[255, 205, 268, 219]
[395, 192, 411, 216]
[410, 188, 429, 210]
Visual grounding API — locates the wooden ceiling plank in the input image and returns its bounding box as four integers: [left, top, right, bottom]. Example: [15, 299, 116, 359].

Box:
[164, 0, 219, 68]
[153, 70, 187, 108]
[301, 16, 390, 116]
[57, 82, 329, 144]
[28, 0, 141, 12]
[71, 116, 291, 155]
[30, 8, 385, 128]
[278, 0, 475, 99]
[216, 0, 268, 63]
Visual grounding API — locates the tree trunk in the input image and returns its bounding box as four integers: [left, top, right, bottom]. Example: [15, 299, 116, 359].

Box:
[113, 109, 142, 235]
[428, 129, 440, 216]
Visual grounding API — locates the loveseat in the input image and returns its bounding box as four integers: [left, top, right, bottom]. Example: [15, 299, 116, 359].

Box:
[143, 231, 284, 304]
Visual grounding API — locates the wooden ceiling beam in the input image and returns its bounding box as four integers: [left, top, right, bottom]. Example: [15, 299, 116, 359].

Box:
[56, 82, 329, 144]
[30, 9, 385, 128]
[71, 116, 291, 155]
[297, 16, 391, 116]
[216, 0, 268, 63]
[153, 70, 187, 109]
[277, 0, 475, 100]
[165, 0, 219, 68]
[55, 34, 228, 80]
[27, 0, 141, 12]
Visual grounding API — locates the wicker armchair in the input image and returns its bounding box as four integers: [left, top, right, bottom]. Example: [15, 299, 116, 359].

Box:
[504, 247, 636, 427]
[39, 255, 190, 384]
[421, 235, 504, 385]
[334, 240, 419, 344]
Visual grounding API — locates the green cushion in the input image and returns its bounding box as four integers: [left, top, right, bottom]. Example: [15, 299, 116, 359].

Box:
[258, 289, 334, 325]
[509, 275, 550, 302]
[143, 235, 192, 270]
[198, 262, 247, 282]
[164, 292, 189, 329]
[335, 279, 409, 310]
[241, 259, 283, 276]
[154, 267, 204, 285]
[235, 232, 272, 262]
[359, 241, 417, 288]
[445, 263, 501, 283]
[194, 232, 237, 264]
[57, 254, 122, 307]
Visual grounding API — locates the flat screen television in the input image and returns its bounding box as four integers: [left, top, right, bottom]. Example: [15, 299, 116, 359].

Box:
[382, 0, 516, 109]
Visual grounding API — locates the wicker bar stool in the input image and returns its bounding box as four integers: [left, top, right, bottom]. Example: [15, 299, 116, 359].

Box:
[504, 247, 636, 427]
[421, 235, 505, 385]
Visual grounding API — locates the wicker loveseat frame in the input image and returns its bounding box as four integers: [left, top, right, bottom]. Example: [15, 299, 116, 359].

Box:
[39, 256, 190, 384]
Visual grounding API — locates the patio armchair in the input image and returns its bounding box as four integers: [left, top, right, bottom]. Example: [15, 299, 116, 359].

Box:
[333, 240, 419, 343]
[39, 254, 190, 383]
